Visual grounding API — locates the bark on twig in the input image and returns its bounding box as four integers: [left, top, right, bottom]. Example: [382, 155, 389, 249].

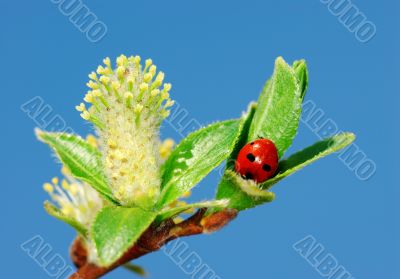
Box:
[69, 208, 238, 279]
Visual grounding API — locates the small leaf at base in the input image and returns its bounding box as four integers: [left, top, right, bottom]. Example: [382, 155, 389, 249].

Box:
[92, 206, 156, 266]
[123, 262, 148, 277]
[216, 170, 275, 211]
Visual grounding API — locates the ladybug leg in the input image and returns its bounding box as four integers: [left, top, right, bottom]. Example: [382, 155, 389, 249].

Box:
[243, 172, 254, 180]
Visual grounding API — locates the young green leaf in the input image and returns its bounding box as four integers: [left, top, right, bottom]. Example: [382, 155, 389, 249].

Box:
[157, 119, 242, 208]
[212, 103, 260, 211]
[226, 102, 257, 170]
[261, 132, 356, 189]
[44, 201, 88, 237]
[216, 170, 275, 211]
[92, 206, 156, 266]
[292, 59, 308, 100]
[36, 129, 116, 203]
[248, 57, 303, 158]
[156, 199, 229, 223]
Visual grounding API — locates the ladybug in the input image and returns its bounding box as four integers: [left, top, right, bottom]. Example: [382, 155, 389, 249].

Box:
[235, 138, 279, 183]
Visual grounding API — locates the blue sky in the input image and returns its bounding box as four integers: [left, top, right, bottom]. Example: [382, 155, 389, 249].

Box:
[1, 1, 399, 278]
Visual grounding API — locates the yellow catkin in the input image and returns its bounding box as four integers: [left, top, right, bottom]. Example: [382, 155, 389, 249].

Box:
[77, 55, 175, 208]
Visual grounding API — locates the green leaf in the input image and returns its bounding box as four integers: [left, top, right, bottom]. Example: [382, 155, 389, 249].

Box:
[36, 129, 116, 203]
[44, 201, 88, 237]
[157, 119, 242, 208]
[248, 57, 302, 158]
[213, 103, 260, 211]
[261, 132, 356, 189]
[216, 170, 275, 211]
[156, 199, 229, 223]
[226, 102, 257, 170]
[293, 59, 308, 100]
[123, 263, 148, 277]
[92, 206, 156, 266]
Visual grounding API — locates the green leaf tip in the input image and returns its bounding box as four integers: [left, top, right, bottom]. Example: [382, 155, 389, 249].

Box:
[292, 59, 308, 99]
[34, 127, 44, 139]
[261, 132, 356, 189]
[248, 56, 303, 158]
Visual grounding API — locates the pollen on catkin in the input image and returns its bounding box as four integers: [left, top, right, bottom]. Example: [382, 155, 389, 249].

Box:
[78, 55, 174, 208]
[159, 138, 175, 160]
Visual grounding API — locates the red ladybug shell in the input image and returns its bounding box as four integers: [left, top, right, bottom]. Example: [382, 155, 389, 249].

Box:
[235, 138, 278, 183]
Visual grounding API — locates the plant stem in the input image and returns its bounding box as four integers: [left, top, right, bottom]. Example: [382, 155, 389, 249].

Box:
[69, 208, 238, 279]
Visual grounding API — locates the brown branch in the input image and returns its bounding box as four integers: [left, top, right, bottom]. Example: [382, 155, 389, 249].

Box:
[69, 208, 238, 279]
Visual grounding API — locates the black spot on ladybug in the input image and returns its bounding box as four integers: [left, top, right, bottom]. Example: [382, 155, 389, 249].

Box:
[250, 142, 254, 145]
[245, 172, 254, 180]
[262, 164, 271, 172]
[246, 153, 255, 162]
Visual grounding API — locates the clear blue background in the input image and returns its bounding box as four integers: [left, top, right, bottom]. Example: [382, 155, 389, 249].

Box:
[1, 0, 399, 278]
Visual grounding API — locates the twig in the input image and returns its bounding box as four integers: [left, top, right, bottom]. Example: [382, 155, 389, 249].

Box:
[69, 208, 238, 279]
